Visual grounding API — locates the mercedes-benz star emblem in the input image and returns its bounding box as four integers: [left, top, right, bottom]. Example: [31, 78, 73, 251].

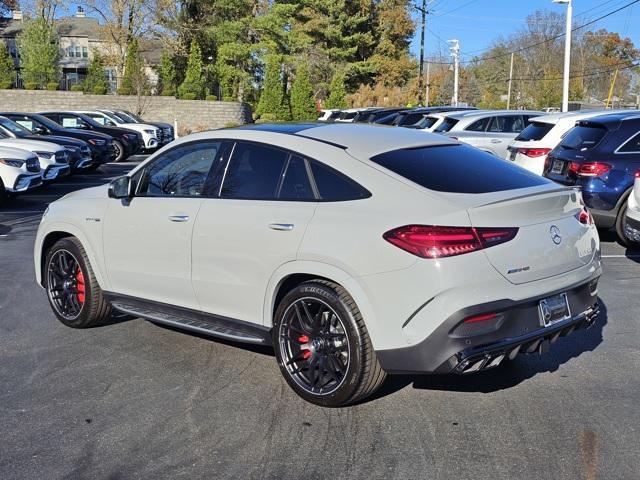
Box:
[550, 225, 562, 245]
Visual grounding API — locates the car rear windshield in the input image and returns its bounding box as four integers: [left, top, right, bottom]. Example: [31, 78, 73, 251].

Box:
[434, 118, 459, 132]
[559, 125, 607, 150]
[419, 116, 439, 129]
[370, 144, 550, 193]
[397, 112, 424, 126]
[515, 122, 554, 141]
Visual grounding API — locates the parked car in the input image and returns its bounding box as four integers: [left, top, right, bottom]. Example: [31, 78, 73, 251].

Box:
[0, 112, 115, 170]
[0, 145, 42, 204]
[335, 108, 373, 123]
[75, 110, 160, 151]
[388, 106, 479, 128]
[438, 110, 542, 158]
[623, 173, 640, 247]
[543, 112, 640, 243]
[506, 110, 631, 175]
[35, 123, 601, 407]
[108, 110, 174, 146]
[0, 132, 69, 182]
[416, 110, 482, 132]
[0, 116, 92, 173]
[317, 109, 342, 122]
[38, 111, 140, 162]
[352, 107, 407, 124]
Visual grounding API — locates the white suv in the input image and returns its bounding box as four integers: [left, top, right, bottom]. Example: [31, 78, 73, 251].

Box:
[77, 110, 160, 150]
[624, 173, 640, 247]
[0, 136, 70, 181]
[35, 124, 601, 406]
[0, 145, 42, 202]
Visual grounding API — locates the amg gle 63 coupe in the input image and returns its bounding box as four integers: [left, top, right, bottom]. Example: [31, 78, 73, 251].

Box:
[35, 124, 602, 407]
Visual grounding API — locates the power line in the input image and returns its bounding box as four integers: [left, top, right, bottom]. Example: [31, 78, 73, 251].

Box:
[432, 0, 481, 17]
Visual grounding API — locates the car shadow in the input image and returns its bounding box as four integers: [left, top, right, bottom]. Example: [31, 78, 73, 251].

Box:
[365, 300, 608, 402]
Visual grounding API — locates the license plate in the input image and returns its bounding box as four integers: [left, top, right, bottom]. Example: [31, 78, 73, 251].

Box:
[538, 293, 571, 327]
[551, 159, 564, 174]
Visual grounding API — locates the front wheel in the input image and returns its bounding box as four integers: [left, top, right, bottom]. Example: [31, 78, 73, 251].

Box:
[44, 237, 111, 328]
[112, 140, 125, 162]
[273, 280, 386, 407]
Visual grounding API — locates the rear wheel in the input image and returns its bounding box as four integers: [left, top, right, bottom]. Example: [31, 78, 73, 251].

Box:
[44, 237, 111, 328]
[113, 140, 125, 162]
[0, 178, 6, 206]
[273, 280, 386, 407]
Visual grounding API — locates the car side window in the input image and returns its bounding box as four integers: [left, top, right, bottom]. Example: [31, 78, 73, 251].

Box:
[60, 114, 87, 129]
[465, 117, 490, 132]
[220, 142, 289, 200]
[137, 141, 223, 197]
[618, 132, 640, 153]
[309, 161, 370, 201]
[278, 156, 314, 200]
[489, 115, 524, 133]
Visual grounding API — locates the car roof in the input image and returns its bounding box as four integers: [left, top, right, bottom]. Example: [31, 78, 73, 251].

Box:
[229, 123, 457, 158]
[579, 111, 640, 126]
[529, 109, 635, 125]
[444, 109, 541, 120]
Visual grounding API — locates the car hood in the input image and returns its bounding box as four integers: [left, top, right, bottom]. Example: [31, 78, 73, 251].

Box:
[60, 184, 109, 202]
[0, 144, 38, 159]
[0, 138, 64, 152]
[57, 128, 113, 141]
[27, 135, 87, 147]
[118, 123, 157, 132]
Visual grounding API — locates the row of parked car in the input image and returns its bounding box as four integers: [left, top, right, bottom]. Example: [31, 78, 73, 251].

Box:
[319, 106, 640, 247]
[0, 109, 174, 205]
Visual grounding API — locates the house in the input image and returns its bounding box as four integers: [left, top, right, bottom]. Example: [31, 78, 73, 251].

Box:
[0, 7, 161, 91]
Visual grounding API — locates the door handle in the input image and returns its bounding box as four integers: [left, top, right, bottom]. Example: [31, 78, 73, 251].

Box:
[269, 223, 294, 231]
[491, 139, 502, 143]
[169, 214, 190, 222]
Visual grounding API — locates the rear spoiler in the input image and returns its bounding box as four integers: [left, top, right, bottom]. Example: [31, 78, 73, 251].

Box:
[474, 186, 581, 208]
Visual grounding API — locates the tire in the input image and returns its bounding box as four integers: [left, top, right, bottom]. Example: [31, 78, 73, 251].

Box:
[44, 237, 111, 328]
[0, 178, 6, 206]
[273, 280, 386, 407]
[113, 140, 125, 162]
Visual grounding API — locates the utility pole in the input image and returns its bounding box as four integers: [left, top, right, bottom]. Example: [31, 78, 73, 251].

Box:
[554, 0, 573, 112]
[425, 61, 430, 107]
[448, 39, 460, 107]
[416, 0, 432, 106]
[506, 52, 514, 110]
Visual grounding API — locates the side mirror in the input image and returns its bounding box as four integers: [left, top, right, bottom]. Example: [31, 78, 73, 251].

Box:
[108, 176, 133, 199]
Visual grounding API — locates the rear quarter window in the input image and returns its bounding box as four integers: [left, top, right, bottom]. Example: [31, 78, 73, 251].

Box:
[370, 144, 550, 194]
[515, 122, 554, 141]
[434, 118, 459, 133]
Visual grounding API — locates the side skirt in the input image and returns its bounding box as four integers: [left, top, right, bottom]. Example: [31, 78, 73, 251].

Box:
[103, 292, 272, 346]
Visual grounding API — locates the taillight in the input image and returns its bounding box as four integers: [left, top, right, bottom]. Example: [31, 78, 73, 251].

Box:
[463, 312, 498, 324]
[635, 170, 640, 178]
[517, 147, 551, 158]
[383, 225, 519, 259]
[574, 162, 612, 177]
[576, 207, 594, 225]
[568, 162, 580, 174]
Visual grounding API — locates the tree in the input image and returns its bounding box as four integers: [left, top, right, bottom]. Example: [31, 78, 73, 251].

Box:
[256, 55, 290, 121]
[18, 17, 59, 88]
[158, 50, 177, 96]
[83, 51, 109, 94]
[178, 39, 205, 99]
[0, 41, 15, 86]
[290, 63, 316, 121]
[325, 70, 347, 109]
[119, 37, 148, 95]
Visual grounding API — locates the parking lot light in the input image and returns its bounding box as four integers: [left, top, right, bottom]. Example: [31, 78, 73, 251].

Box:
[553, 0, 572, 112]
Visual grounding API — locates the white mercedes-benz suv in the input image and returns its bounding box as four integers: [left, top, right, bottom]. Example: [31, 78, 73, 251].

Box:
[34, 124, 602, 407]
[0, 145, 42, 202]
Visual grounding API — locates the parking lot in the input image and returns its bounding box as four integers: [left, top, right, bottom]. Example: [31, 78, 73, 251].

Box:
[1, 161, 639, 480]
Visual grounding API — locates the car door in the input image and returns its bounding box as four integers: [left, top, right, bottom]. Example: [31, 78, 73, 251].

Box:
[486, 115, 525, 157]
[192, 141, 317, 325]
[103, 139, 225, 309]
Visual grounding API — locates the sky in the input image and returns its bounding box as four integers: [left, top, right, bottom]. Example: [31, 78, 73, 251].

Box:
[410, 0, 640, 62]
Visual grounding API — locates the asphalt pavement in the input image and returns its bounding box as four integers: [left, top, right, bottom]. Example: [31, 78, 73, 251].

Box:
[1, 161, 639, 480]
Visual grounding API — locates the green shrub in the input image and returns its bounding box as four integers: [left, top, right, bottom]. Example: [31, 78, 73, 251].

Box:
[256, 113, 277, 123]
[46, 82, 58, 90]
[0, 80, 12, 89]
[160, 90, 175, 97]
[116, 87, 129, 95]
[70, 84, 83, 92]
[181, 92, 197, 100]
[205, 94, 217, 101]
[222, 96, 234, 102]
[24, 82, 38, 90]
[92, 85, 107, 95]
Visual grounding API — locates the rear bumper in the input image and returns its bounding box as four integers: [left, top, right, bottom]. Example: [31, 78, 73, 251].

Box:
[376, 276, 600, 374]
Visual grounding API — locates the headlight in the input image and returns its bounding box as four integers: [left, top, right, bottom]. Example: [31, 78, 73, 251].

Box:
[143, 129, 154, 134]
[0, 158, 25, 167]
[34, 151, 54, 159]
[88, 138, 105, 146]
[65, 146, 80, 152]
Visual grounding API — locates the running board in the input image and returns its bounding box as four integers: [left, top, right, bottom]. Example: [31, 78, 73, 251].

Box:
[105, 293, 272, 346]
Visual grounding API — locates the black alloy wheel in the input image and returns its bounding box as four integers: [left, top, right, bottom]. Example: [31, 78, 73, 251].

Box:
[46, 249, 86, 321]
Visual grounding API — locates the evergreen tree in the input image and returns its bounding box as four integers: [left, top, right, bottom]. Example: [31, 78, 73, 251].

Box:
[256, 55, 290, 121]
[18, 17, 59, 88]
[83, 51, 108, 94]
[325, 70, 347, 109]
[158, 51, 177, 96]
[0, 41, 14, 87]
[119, 38, 148, 95]
[290, 62, 316, 121]
[178, 40, 205, 99]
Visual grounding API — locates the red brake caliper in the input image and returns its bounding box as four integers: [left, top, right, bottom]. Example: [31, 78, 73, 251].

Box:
[298, 335, 312, 359]
[76, 267, 86, 304]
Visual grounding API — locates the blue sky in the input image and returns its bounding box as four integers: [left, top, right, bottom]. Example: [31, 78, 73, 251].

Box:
[410, 0, 640, 61]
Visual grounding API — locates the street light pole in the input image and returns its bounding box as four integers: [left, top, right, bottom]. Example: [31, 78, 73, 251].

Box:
[417, 0, 426, 105]
[554, 0, 573, 112]
[448, 39, 460, 107]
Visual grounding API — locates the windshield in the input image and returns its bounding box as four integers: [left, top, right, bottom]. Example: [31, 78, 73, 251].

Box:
[559, 125, 607, 151]
[0, 117, 30, 137]
[375, 113, 399, 125]
[16, 113, 62, 131]
[115, 111, 137, 122]
[397, 112, 425, 126]
[75, 113, 103, 128]
[515, 122, 554, 141]
[123, 110, 143, 122]
[371, 144, 549, 194]
[434, 117, 459, 133]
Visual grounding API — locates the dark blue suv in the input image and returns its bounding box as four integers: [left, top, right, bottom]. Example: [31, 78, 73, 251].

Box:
[543, 112, 640, 243]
